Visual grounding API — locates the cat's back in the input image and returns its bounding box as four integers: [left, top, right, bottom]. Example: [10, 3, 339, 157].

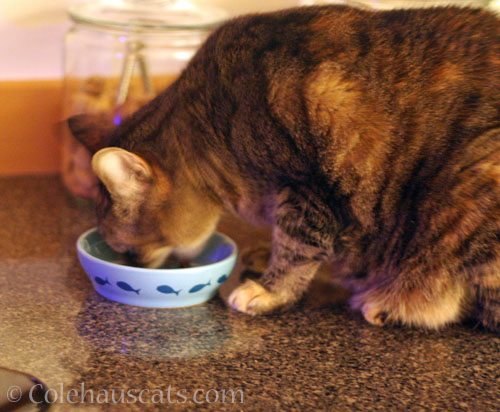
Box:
[174, 5, 500, 210]
[195, 5, 500, 141]
[263, 5, 500, 119]
[204, 5, 500, 85]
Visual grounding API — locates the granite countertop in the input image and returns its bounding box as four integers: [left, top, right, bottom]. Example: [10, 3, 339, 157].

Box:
[0, 175, 499, 411]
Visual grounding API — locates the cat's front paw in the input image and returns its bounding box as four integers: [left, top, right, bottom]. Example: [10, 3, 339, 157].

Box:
[228, 280, 286, 315]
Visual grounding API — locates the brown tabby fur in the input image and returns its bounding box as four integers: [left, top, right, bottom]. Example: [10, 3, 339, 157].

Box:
[69, 5, 500, 330]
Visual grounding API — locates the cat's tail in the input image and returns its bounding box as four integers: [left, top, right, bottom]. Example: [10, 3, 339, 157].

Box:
[474, 281, 500, 331]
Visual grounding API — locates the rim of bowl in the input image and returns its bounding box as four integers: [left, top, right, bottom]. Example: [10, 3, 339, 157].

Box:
[76, 227, 238, 275]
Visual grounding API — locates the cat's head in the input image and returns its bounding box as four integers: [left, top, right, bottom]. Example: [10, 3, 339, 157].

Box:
[67, 114, 222, 268]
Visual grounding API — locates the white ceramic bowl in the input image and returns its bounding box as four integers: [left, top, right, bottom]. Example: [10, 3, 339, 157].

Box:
[76, 227, 237, 308]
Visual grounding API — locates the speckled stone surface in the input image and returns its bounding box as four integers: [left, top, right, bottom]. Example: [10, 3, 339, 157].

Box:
[1, 175, 500, 411]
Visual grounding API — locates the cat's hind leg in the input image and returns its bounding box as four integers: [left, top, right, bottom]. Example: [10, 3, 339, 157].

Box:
[350, 264, 472, 329]
[352, 144, 500, 329]
[473, 263, 500, 331]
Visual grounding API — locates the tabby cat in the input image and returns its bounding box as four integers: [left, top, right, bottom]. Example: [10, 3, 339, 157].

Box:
[69, 5, 500, 331]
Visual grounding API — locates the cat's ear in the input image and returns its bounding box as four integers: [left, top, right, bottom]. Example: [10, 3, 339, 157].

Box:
[67, 113, 116, 153]
[92, 148, 153, 199]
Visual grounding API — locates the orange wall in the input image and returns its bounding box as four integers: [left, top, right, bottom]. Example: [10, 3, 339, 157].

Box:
[0, 80, 63, 175]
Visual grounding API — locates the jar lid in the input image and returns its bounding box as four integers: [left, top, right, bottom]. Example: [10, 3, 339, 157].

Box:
[68, 0, 229, 30]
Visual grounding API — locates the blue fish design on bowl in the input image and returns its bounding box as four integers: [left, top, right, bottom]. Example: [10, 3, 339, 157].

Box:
[157, 285, 182, 296]
[94, 276, 111, 286]
[116, 281, 141, 295]
[189, 280, 211, 294]
[76, 228, 238, 308]
[217, 274, 228, 284]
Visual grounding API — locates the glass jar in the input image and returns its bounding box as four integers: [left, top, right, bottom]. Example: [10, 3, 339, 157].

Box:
[61, 0, 227, 200]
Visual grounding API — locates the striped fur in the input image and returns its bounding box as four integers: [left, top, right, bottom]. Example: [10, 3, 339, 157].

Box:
[70, 5, 500, 330]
